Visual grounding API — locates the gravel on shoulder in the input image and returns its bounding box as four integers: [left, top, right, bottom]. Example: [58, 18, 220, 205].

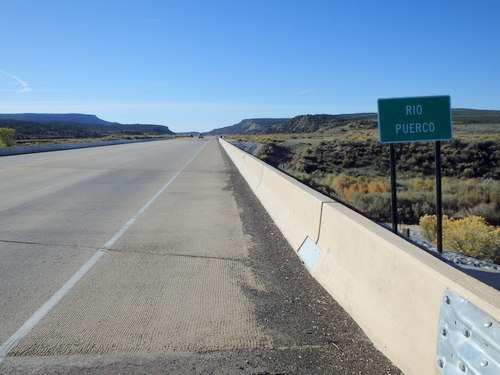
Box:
[223, 146, 402, 374]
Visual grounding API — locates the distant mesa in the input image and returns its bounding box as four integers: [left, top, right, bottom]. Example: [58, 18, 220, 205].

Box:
[0, 113, 174, 139]
[208, 118, 290, 135]
[0, 113, 117, 125]
[207, 109, 500, 135]
[207, 114, 377, 135]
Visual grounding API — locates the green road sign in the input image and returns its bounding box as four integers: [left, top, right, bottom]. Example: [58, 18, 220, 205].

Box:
[378, 96, 452, 143]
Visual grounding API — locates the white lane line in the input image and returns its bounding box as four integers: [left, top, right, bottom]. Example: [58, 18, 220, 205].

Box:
[0, 142, 208, 364]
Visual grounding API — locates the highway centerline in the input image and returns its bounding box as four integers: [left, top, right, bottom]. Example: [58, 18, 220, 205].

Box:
[0, 141, 208, 364]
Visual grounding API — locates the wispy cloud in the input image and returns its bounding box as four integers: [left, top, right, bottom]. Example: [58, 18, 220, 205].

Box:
[294, 86, 320, 95]
[0, 69, 32, 93]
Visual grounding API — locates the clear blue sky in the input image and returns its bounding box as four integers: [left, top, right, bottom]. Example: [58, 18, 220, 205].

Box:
[1, 0, 499, 132]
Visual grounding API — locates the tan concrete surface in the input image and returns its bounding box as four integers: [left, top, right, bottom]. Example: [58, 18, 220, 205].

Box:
[0, 140, 206, 344]
[255, 163, 333, 250]
[0, 141, 190, 344]
[1, 138, 402, 374]
[220, 140, 333, 250]
[314, 202, 499, 375]
[8, 140, 271, 356]
[241, 153, 264, 190]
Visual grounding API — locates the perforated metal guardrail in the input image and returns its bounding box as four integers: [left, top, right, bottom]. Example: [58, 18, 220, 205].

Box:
[436, 290, 499, 374]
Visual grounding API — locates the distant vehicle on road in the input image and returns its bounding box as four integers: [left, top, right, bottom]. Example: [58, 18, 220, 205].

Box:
[198, 134, 204, 138]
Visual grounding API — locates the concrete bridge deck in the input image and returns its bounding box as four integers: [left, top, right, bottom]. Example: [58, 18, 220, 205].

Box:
[0, 139, 401, 374]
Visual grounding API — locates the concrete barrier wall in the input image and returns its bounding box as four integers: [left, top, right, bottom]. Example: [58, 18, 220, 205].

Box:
[256, 163, 332, 249]
[221, 140, 333, 250]
[0, 138, 172, 157]
[220, 139, 499, 375]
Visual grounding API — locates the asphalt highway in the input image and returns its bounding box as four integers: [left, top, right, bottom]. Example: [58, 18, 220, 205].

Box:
[0, 138, 401, 374]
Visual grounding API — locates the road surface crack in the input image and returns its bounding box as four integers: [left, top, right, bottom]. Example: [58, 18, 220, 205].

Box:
[107, 247, 247, 263]
[0, 238, 95, 250]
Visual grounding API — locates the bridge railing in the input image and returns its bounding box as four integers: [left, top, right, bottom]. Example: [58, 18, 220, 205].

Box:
[220, 138, 499, 375]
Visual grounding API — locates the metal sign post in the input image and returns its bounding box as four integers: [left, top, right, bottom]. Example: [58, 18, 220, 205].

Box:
[435, 141, 443, 253]
[389, 144, 398, 233]
[378, 96, 452, 250]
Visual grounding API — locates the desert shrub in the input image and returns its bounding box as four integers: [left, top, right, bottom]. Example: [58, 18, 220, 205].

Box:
[285, 168, 498, 225]
[419, 215, 499, 260]
[286, 140, 389, 175]
[328, 174, 390, 200]
[420, 214, 438, 243]
[0, 128, 16, 147]
[350, 192, 392, 222]
[252, 135, 499, 226]
[367, 178, 391, 193]
[441, 193, 460, 213]
[398, 139, 499, 178]
[442, 139, 499, 179]
[442, 178, 500, 217]
[456, 202, 500, 226]
[346, 182, 498, 225]
[282, 138, 498, 179]
[329, 174, 358, 198]
[257, 142, 293, 167]
[404, 177, 438, 192]
[397, 191, 435, 223]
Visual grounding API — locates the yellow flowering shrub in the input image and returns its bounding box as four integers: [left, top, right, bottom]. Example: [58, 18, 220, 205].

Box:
[420, 214, 439, 243]
[419, 215, 499, 260]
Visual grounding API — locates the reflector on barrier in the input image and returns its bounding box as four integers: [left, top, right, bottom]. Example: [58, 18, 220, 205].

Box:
[298, 237, 323, 270]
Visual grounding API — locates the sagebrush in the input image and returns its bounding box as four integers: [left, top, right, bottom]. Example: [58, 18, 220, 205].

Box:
[420, 215, 499, 260]
[0, 128, 15, 147]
